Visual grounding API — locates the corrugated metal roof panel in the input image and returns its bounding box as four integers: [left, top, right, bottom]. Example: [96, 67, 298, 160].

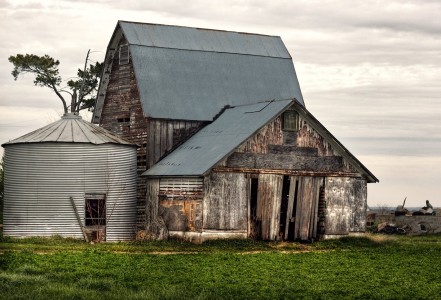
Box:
[143, 99, 293, 176]
[131, 46, 303, 120]
[2, 114, 134, 146]
[120, 21, 291, 58]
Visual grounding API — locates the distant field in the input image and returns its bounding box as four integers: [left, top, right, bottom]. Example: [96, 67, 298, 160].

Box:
[1, 234, 441, 299]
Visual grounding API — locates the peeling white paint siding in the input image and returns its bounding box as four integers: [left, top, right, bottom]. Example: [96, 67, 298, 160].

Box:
[324, 177, 367, 235]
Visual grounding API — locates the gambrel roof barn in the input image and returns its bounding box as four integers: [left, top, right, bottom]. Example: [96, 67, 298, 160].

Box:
[93, 21, 304, 123]
[94, 21, 378, 242]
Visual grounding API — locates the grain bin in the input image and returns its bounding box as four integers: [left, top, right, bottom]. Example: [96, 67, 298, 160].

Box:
[2, 113, 137, 241]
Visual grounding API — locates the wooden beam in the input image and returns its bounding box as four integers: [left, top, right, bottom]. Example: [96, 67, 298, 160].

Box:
[226, 152, 343, 172]
[69, 196, 89, 243]
[212, 166, 362, 178]
[268, 145, 318, 156]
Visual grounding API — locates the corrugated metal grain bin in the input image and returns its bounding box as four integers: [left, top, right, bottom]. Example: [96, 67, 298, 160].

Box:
[1, 114, 137, 241]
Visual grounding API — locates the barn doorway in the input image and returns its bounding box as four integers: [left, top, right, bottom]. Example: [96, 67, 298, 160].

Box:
[249, 176, 260, 238]
[279, 176, 299, 241]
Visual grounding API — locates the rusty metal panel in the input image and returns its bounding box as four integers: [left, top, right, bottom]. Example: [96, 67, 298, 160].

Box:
[158, 177, 203, 232]
[203, 172, 248, 231]
[160, 200, 202, 232]
[324, 177, 367, 235]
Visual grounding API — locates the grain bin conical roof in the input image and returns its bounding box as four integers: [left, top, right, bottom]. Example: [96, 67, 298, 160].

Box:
[2, 113, 133, 146]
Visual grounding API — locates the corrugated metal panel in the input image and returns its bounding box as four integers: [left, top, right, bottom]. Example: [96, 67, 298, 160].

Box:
[2, 114, 134, 146]
[143, 99, 293, 177]
[131, 46, 303, 121]
[120, 21, 291, 58]
[3, 143, 137, 241]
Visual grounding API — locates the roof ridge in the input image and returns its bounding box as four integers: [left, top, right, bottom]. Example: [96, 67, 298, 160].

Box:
[118, 20, 281, 38]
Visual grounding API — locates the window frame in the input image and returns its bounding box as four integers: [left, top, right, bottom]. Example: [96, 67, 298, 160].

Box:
[84, 193, 106, 227]
[119, 44, 130, 65]
[282, 109, 299, 131]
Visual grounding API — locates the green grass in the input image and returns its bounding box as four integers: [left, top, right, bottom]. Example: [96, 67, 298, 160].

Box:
[1, 234, 441, 299]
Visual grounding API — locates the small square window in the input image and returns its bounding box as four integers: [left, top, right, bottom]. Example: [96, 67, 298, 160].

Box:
[282, 110, 299, 131]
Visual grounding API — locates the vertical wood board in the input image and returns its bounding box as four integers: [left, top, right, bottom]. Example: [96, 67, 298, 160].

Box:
[203, 173, 248, 230]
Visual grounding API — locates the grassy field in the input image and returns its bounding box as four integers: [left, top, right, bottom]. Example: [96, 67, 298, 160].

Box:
[1, 234, 441, 299]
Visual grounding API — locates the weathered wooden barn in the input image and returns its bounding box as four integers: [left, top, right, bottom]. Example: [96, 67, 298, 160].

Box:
[93, 21, 378, 241]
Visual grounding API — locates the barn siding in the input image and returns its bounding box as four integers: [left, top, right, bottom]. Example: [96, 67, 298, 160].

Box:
[256, 174, 283, 240]
[294, 176, 322, 240]
[324, 177, 367, 235]
[158, 178, 203, 232]
[297, 116, 357, 172]
[236, 116, 283, 154]
[148, 119, 204, 167]
[203, 173, 248, 231]
[145, 178, 160, 229]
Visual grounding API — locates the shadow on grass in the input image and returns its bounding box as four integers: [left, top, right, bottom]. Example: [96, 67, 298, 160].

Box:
[2, 232, 441, 254]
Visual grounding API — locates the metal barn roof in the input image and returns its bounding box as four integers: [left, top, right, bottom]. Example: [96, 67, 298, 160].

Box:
[120, 21, 292, 58]
[93, 21, 304, 123]
[2, 113, 134, 146]
[143, 99, 293, 177]
[130, 45, 302, 120]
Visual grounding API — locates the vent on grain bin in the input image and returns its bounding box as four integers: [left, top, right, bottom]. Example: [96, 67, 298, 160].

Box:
[1, 113, 137, 241]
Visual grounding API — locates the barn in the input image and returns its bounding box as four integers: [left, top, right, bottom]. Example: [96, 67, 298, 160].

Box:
[93, 21, 378, 241]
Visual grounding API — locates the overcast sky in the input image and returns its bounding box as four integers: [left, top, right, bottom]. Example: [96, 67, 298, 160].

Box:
[1, 0, 440, 208]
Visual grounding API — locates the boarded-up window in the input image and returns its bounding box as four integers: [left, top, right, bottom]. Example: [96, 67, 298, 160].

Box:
[282, 110, 299, 131]
[85, 194, 106, 226]
[119, 44, 130, 65]
[159, 178, 203, 200]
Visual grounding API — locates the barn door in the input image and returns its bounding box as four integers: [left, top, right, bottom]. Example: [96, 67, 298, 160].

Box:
[292, 177, 322, 241]
[279, 176, 297, 241]
[251, 174, 283, 240]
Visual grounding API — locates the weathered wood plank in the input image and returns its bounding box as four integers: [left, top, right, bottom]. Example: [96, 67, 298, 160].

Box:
[299, 177, 313, 240]
[226, 152, 343, 172]
[283, 131, 297, 145]
[237, 116, 283, 154]
[309, 177, 322, 239]
[268, 145, 318, 156]
[257, 174, 283, 240]
[145, 179, 160, 229]
[324, 177, 367, 235]
[294, 177, 303, 239]
[203, 173, 248, 230]
[284, 176, 297, 239]
[212, 167, 362, 178]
